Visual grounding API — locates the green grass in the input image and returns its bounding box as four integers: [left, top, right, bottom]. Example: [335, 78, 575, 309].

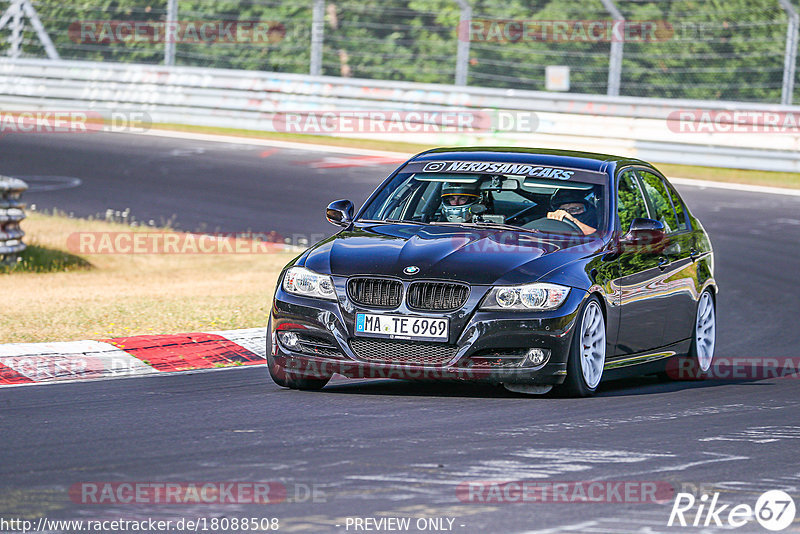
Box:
[656, 163, 800, 189]
[1, 244, 92, 274]
[151, 122, 800, 190]
[153, 122, 433, 154]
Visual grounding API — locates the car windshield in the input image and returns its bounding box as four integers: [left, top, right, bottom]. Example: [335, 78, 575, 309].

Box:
[358, 170, 608, 236]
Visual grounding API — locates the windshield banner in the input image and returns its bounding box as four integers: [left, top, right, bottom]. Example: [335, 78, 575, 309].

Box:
[402, 160, 607, 183]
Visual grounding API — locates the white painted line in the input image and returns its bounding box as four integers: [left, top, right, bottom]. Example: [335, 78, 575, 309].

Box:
[130, 128, 800, 197]
[1, 358, 260, 388]
[0, 340, 127, 358]
[138, 128, 415, 159]
[0, 329, 275, 387]
[671, 177, 800, 197]
[0, 340, 155, 382]
[206, 328, 267, 359]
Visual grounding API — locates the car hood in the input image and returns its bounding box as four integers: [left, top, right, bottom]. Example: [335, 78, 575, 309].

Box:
[302, 222, 604, 286]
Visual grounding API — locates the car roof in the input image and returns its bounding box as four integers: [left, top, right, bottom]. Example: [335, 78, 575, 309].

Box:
[411, 146, 651, 174]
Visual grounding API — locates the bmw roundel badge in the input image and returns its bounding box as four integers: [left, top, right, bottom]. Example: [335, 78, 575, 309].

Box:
[403, 265, 420, 275]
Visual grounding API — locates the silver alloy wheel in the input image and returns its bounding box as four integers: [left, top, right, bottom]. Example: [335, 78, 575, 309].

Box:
[695, 291, 716, 372]
[580, 301, 606, 389]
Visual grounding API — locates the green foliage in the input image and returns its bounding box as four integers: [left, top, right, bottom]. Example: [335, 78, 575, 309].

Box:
[617, 170, 648, 232]
[0, 0, 794, 102]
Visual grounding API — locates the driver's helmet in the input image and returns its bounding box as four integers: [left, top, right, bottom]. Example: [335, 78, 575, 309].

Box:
[441, 182, 481, 222]
[550, 188, 597, 228]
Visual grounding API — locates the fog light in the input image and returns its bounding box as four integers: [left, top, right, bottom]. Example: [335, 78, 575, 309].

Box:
[278, 331, 299, 349]
[522, 348, 550, 368]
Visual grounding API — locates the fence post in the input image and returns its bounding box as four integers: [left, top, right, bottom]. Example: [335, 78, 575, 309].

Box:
[310, 0, 325, 76]
[454, 0, 471, 86]
[21, 0, 60, 59]
[600, 0, 624, 97]
[8, 0, 22, 59]
[0, 176, 27, 266]
[778, 0, 798, 105]
[164, 0, 178, 66]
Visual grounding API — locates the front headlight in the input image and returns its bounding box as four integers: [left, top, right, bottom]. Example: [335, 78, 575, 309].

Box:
[282, 266, 336, 300]
[481, 283, 570, 311]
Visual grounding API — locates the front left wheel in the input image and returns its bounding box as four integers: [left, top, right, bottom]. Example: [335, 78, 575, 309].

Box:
[558, 296, 606, 397]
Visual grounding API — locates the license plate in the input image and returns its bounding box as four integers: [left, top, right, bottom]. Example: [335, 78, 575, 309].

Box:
[355, 313, 448, 341]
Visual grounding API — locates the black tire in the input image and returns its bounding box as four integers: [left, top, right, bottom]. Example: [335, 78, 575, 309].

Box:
[266, 318, 291, 388]
[288, 376, 330, 390]
[557, 295, 606, 397]
[266, 318, 331, 391]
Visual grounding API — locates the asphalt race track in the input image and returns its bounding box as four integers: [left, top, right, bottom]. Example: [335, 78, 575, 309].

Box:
[0, 132, 393, 238]
[2, 132, 800, 533]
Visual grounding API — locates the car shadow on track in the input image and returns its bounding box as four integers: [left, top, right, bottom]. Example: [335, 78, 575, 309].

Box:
[594, 375, 774, 397]
[313, 374, 772, 399]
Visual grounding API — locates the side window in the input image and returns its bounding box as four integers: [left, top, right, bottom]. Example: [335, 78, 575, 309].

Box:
[617, 170, 648, 231]
[638, 170, 679, 234]
[412, 181, 441, 219]
[662, 180, 689, 232]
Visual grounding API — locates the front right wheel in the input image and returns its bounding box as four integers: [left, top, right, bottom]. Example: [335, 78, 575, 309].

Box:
[559, 296, 606, 397]
[266, 318, 331, 391]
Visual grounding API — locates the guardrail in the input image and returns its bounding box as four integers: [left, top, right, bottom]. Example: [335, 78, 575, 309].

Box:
[0, 176, 27, 265]
[0, 58, 799, 173]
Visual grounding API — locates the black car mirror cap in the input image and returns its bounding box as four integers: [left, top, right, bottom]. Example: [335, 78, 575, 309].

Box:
[620, 217, 666, 246]
[326, 199, 354, 227]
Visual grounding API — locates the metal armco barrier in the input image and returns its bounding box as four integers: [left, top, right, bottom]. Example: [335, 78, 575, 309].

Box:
[0, 176, 27, 265]
[0, 58, 799, 172]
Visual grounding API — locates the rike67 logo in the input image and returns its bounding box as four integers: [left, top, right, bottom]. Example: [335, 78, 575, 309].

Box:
[668, 490, 796, 531]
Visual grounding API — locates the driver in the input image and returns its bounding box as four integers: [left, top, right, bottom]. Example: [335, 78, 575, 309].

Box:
[546, 189, 597, 235]
[441, 182, 482, 223]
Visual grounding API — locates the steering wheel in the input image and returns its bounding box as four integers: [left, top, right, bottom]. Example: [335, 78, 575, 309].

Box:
[528, 216, 583, 234]
[506, 204, 540, 224]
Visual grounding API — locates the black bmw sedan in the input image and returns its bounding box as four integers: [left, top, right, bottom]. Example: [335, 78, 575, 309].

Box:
[267, 147, 717, 397]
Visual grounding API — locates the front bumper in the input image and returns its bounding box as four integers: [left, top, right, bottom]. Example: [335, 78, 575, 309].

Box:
[270, 284, 588, 386]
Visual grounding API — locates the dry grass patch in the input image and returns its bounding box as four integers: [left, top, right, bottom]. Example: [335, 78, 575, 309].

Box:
[0, 212, 295, 343]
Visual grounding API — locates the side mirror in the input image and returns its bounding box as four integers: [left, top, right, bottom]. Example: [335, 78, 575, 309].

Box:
[326, 199, 354, 227]
[620, 218, 665, 247]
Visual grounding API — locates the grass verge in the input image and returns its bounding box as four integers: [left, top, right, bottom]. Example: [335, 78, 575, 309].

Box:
[152, 123, 800, 190]
[1, 244, 91, 273]
[0, 212, 294, 343]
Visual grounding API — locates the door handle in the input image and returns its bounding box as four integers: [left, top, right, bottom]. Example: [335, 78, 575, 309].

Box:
[658, 257, 670, 271]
